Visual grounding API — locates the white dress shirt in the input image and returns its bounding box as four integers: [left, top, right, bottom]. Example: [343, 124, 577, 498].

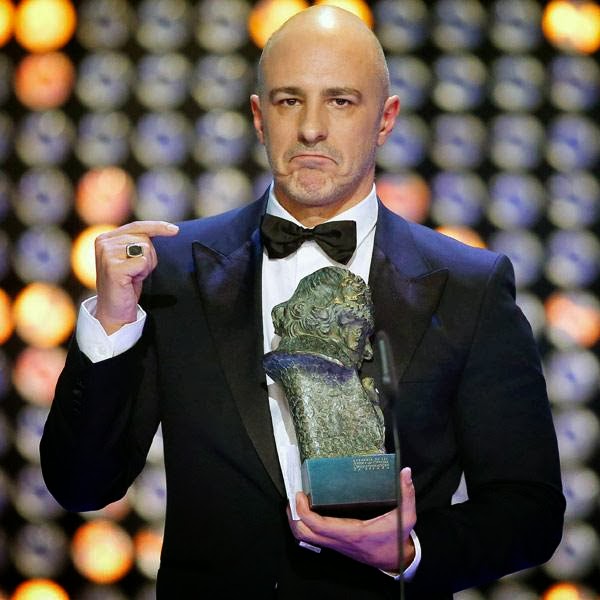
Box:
[261, 185, 377, 521]
[75, 183, 420, 580]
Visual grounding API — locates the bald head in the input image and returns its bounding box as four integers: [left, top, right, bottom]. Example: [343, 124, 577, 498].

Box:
[249, 5, 400, 222]
[257, 6, 390, 106]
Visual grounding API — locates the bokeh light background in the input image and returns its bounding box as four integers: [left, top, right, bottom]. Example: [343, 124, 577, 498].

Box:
[0, 0, 599, 598]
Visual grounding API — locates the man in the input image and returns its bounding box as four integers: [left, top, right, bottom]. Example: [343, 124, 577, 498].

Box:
[40, 6, 565, 599]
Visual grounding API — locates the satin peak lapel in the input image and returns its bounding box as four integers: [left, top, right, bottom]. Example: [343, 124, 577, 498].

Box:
[369, 206, 449, 381]
[192, 231, 285, 497]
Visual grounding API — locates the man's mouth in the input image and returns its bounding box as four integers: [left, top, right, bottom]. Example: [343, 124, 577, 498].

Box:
[291, 154, 336, 166]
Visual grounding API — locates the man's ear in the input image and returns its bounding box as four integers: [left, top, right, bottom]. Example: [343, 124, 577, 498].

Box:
[250, 94, 265, 144]
[376, 95, 400, 147]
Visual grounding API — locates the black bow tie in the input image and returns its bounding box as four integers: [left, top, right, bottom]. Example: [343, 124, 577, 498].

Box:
[260, 214, 357, 265]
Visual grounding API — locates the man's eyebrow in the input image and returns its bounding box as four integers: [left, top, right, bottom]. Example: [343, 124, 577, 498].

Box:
[268, 87, 363, 101]
[323, 87, 362, 99]
[268, 87, 303, 101]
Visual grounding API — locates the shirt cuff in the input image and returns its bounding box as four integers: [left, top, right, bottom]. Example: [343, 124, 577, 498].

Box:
[76, 296, 146, 363]
[381, 530, 422, 581]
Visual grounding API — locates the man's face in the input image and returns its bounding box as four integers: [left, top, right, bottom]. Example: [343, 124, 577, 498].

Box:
[250, 32, 399, 222]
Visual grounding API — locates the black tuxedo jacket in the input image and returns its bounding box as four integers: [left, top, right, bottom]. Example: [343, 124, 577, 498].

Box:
[41, 194, 565, 599]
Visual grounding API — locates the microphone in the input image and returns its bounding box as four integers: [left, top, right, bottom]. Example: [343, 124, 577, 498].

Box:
[376, 330, 399, 403]
[375, 330, 405, 599]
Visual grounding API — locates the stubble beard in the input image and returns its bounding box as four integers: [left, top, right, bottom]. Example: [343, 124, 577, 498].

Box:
[282, 169, 350, 208]
[269, 155, 377, 211]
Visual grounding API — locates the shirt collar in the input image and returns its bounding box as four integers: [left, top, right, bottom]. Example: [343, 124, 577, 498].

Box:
[265, 182, 378, 249]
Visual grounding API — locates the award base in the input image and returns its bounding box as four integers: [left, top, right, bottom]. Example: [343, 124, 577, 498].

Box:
[301, 453, 397, 517]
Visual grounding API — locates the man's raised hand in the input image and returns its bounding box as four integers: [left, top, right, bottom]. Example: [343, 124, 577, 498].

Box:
[94, 221, 179, 334]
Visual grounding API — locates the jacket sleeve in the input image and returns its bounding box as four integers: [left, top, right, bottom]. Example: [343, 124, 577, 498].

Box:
[39, 319, 160, 512]
[407, 255, 565, 596]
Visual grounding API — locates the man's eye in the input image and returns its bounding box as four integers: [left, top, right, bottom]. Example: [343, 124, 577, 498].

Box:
[332, 98, 351, 106]
[281, 98, 298, 106]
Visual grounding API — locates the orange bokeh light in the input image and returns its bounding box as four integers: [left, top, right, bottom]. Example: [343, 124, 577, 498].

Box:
[542, 0, 600, 54]
[12, 282, 76, 348]
[545, 292, 600, 348]
[0, 287, 13, 344]
[10, 578, 69, 600]
[542, 581, 597, 600]
[248, 0, 309, 48]
[14, 0, 76, 53]
[12, 346, 66, 406]
[435, 226, 486, 249]
[134, 526, 163, 579]
[313, 0, 373, 28]
[0, 0, 14, 47]
[76, 167, 134, 226]
[71, 224, 116, 289]
[71, 519, 134, 584]
[377, 174, 431, 223]
[14, 51, 75, 109]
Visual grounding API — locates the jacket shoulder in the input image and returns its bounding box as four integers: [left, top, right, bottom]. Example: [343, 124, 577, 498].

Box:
[404, 218, 503, 276]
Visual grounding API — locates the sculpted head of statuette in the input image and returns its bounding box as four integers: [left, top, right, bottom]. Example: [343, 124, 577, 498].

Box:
[271, 266, 375, 369]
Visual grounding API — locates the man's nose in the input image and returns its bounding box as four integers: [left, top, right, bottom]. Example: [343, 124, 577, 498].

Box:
[297, 104, 327, 144]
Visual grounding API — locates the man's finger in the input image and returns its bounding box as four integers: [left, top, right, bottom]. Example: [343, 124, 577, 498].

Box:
[400, 467, 415, 507]
[294, 492, 363, 541]
[400, 467, 413, 491]
[295, 492, 329, 528]
[105, 221, 180, 238]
